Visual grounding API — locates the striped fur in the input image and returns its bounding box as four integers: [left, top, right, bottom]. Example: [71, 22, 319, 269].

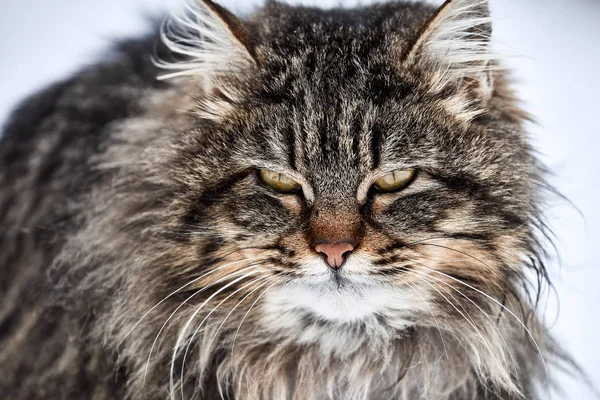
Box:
[0, 0, 572, 399]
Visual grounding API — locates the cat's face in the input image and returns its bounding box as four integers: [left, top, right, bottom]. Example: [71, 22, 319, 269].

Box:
[171, 37, 533, 332]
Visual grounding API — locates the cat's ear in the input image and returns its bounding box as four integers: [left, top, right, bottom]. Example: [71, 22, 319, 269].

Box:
[404, 0, 494, 101]
[157, 0, 256, 83]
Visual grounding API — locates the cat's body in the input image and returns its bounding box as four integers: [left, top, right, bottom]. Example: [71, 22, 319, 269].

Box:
[0, 0, 563, 399]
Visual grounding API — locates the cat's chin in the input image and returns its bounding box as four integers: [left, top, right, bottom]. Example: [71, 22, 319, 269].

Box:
[262, 271, 427, 326]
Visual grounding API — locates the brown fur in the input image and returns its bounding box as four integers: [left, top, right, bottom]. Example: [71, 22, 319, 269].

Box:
[0, 1, 572, 399]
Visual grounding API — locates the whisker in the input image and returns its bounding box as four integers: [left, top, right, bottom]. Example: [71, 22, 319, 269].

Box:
[418, 242, 496, 273]
[169, 270, 262, 399]
[408, 264, 519, 376]
[119, 255, 266, 347]
[212, 276, 275, 399]
[143, 261, 265, 384]
[152, 228, 224, 238]
[400, 279, 448, 361]
[408, 263, 550, 384]
[179, 274, 270, 399]
[378, 235, 477, 255]
[401, 270, 501, 371]
[229, 281, 281, 373]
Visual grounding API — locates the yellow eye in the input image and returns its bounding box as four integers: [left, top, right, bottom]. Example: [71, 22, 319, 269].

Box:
[259, 169, 301, 193]
[373, 169, 416, 192]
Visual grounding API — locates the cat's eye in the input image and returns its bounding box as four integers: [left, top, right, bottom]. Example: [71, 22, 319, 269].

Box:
[373, 169, 416, 192]
[259, 169, 301, 194]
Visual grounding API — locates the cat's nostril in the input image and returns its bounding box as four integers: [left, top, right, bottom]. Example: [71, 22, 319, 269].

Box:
[314, 243, 355, 270]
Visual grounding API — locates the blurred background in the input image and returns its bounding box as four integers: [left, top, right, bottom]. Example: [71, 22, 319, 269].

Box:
[1, 0, 598, 397]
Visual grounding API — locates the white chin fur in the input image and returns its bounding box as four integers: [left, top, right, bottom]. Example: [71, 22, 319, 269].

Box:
[262, 257, 428, 325]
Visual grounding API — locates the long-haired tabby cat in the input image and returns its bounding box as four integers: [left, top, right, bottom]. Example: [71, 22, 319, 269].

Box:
[0, 0, 573, 399]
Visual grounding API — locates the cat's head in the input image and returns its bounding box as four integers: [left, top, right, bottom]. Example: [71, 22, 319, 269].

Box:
[153, 0, 541, 328]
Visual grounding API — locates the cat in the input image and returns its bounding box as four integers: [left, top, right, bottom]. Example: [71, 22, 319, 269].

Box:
[0, 0, 570, 399]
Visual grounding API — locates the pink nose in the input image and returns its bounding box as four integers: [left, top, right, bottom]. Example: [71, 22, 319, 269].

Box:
[314, 243, 355, 270]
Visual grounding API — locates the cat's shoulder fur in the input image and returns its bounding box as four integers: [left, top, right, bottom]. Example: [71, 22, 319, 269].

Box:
[0, 34, 173, 399]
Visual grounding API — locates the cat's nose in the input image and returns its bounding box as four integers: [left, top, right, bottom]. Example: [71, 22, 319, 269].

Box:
[314, 242, 354, 270]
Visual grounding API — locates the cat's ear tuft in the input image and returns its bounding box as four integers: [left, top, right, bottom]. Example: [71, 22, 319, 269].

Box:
[155, 0, 256, 84]
[405, 0, 495, 101]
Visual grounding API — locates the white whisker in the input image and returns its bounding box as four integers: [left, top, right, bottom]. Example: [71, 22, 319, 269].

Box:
[119, 256, 264, 347]
[143, 261, 264, 384]
[408, 265, 519, 376]
[169, 270, 261, 399]
[179, 274, 270, 399]
[418, 241, 496, 273]
[402, 270, 502, 373]
[410, 263, 550, 384]
[213, 276, 274, 399]
[229, 281, 281, 371]
[400, 279, 448, 361]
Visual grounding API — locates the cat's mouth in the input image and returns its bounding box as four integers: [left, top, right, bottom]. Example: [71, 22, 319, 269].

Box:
[262, 256, 425, 324]
[284, 253, 393, 292]
[264, 274, 423, 324]
[295, 270, 369, 291]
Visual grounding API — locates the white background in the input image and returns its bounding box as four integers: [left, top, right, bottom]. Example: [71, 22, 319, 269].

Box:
[1, 0, 598, 398]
